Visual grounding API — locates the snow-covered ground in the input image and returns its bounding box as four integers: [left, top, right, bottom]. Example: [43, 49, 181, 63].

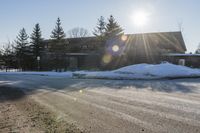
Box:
[0, 63, 200, 80]
[0, 69, 20, 72]
[0, 71, 72, 78]
[73, 63, 200, 79]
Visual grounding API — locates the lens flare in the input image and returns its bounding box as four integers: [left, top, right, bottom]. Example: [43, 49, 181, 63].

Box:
[121, 35, 127, 41]
[102, 54, 112, 64]
[112, 45, 119, 52]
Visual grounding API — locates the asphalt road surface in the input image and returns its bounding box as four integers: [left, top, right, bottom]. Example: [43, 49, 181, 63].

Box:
[0, 74, 200, 133]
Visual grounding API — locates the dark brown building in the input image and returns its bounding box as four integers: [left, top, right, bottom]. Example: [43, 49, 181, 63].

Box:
[40, 31, 187, 70]
[165, 54, 200, 68]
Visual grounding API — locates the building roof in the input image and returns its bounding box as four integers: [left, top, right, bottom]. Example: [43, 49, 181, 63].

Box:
[121, 31, 186, 52]
[43, 31, 186, 53]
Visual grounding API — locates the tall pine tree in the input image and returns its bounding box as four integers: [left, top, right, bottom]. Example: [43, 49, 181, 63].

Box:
[93, 16, 106, 40]
[105, 15, 123, 39]
[50, 17, 66, 72]
[30, 23, 43, 57]
[51, 17, 66, 40]
[14, 28, 30, 70]
[15, 28, 29, 49]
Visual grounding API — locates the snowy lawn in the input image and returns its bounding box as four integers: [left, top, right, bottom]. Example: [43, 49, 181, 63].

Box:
[73, 63, 200, 80]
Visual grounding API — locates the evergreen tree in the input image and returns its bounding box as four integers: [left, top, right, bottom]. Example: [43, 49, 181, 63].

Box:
[93, 16, 106, 40]
[105, 15, 123, 38]
[51, 17, 66, 40]
[15, 28, 29, 49]
[15, 28, 29, 59]
[14, 28, 30, 70]
[30, 23, 43, 57]
[50, 17, 66, 72]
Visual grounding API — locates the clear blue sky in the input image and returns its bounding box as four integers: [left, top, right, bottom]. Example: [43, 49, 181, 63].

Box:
[0, 0, 199, 52]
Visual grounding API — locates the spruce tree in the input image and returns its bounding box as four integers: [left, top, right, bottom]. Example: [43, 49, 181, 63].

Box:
[105, 15, 123, 38]
[15, 28, 29, 56]
[14, 28, 29, 69]
[51, 17, 66, 40]
[15, 28, 29, 49]
[50, 17, 66, 72]
[30, 23, 43, 57]
[93, 16, 106, 40]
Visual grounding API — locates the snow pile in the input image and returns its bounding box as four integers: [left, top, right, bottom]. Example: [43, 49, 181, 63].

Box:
[0, 72, 73, 78]
[73, 63, 200, 80]
[114, 63, 200, 78]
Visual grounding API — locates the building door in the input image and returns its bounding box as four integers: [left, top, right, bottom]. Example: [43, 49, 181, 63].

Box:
[69, 57, 78, 70]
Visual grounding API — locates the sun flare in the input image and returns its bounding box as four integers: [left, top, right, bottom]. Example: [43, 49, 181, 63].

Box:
[131, 11, 148, 27]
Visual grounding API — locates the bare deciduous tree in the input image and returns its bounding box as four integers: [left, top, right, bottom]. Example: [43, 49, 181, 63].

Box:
[177, 21, 184, 32]
[1, 41, 16, 71]
[2, 41, 15, 56]
[195, 43, 200, 54]
[68, 27, 90, 38]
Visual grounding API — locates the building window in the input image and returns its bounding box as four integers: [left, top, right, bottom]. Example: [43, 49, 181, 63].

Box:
[45, 45, 48, 49]
[82, 45, 88, 49]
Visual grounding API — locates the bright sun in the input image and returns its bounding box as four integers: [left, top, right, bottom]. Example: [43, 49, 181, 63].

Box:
[131, 11, 148, 27]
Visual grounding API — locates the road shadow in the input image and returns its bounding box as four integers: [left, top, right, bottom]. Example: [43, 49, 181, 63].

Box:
[0, 75, 200, 101]
[61, 78, 199, 93]
[0, 86, 26, 102]
[21, 76, 199, 94]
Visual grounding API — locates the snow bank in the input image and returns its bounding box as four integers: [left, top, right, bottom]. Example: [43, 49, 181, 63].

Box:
[1, 63, 200, 80]
[73, 63, 200, 80]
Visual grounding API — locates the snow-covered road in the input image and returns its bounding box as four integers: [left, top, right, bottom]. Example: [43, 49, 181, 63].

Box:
[0, 74, 200, 133]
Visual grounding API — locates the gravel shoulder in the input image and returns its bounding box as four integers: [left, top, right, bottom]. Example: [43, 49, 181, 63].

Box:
[0, 86, 84, 133]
